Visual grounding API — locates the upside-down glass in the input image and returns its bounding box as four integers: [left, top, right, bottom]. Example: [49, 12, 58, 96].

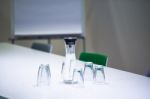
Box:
[72, 68, 84, 86]
[93, 65, 105, 84]
[61, 59, 77, 83]
[83, 62, 94, 81]
[37, 64, 51, 86]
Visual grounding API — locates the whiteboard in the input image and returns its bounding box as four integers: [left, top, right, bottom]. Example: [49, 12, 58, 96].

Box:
[12, 0, 85, 38]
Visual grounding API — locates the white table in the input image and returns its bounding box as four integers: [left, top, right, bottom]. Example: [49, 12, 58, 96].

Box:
[0, 43, 150, 99]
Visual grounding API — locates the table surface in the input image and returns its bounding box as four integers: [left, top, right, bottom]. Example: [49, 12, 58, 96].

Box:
[0, 43, 150, 99]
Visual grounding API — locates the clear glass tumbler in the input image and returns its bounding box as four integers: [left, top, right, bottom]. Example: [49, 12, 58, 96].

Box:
[93, 65, 105, 84]
[83, 62, 94, 81]
[37, 64, 51, 86]
[72, 68, 84, 84]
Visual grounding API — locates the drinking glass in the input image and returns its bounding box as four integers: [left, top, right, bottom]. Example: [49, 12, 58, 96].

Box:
[93, 65, 105, 84]
[61, 60, 76, 84]
[37, 64, 51, 86]
[72, 68, 84, 87]
[83, 62, 94, 81]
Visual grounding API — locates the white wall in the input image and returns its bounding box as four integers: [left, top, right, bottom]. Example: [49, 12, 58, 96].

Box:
[0, 0, 83, 57]
[0, 0, 150, 75]
[85, 0, 150, 74]
[109, 0, 150, 74]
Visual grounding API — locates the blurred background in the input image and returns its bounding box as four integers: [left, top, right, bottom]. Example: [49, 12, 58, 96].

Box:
[0, 0, 150, 75]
